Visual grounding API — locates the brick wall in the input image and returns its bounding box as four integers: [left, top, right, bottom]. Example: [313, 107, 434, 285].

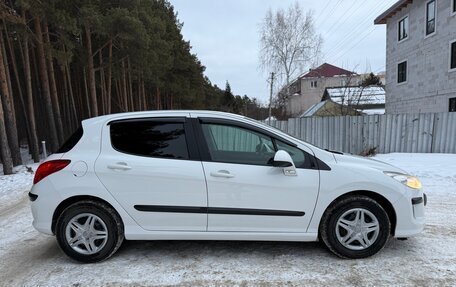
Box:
[385, 0, 456, 114]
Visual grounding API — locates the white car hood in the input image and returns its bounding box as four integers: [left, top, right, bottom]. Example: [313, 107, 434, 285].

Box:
[333, 153, 406, 174]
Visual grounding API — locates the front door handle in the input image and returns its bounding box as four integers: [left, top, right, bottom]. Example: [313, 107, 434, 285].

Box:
[107, 162, 132, 171]
[210, 170, 235, 178]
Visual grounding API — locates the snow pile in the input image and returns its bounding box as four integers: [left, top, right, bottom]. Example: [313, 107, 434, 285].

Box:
[327, 86, 385, 105]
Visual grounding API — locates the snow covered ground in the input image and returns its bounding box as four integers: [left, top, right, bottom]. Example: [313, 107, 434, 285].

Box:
[0, 153, 455, 286]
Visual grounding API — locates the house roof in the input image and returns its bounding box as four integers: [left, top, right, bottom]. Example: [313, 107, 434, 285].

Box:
[374, 0, 413, 25]
[301, 63, 356, 78]
[299, 101, 328, 117]
[325, 86, 386, 106]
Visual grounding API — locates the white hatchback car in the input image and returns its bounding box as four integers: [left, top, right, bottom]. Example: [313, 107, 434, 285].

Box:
[30, 111, 426, 262]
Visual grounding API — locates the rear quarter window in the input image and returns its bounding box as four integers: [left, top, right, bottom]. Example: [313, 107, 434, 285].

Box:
[57, 127, 83, 153]
[110, 120, 189, 160]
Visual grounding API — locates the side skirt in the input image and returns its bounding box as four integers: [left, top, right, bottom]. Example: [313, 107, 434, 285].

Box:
[123, 227, 318, 242]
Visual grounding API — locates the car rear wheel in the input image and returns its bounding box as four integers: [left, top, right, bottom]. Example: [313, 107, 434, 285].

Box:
[320, 195, 391, 259]
[56, 200, 124, 263]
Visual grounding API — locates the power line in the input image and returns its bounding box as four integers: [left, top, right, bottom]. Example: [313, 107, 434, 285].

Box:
[315, 0, 336, 23]
[324, 1, 393, 60]
[330, 26, 379, 64]
[324, 1, 392, 58]
[317, 0, 344, 28]
[324, 0, 361, 37]
[325, 0, 368, 38]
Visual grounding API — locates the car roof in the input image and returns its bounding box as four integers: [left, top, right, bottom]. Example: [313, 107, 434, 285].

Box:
[81, 110, 252, 128]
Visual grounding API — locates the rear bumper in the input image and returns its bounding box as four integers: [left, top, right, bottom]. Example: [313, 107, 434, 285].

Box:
[28, 192, 38, 202]
[30, 181, 62, 235]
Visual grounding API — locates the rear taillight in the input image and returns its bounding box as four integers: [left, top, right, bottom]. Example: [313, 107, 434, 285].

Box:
[33, 160, 71, 185]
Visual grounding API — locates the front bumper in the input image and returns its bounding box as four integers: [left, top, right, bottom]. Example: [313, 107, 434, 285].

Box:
[394, 189, 426, 238]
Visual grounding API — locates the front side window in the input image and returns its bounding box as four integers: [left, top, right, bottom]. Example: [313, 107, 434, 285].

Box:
[110, 120, 189, 159]
[275, 140, 308, 168]
[426, 0, 436, 36]
[451, 41, 456, 70]
[201, 123, 275, 166]
[398, 16, 409, 41]
[397, 61, 407, 83]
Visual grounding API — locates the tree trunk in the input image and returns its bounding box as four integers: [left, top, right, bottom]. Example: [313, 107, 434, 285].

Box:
[99, 51, 106, 115]
[127, 57, 133, 111]
[0, 31, 13, 174]
[121, 59, 128, 111]
[0, 29, 21, 166]
[34, 17, 59, 152]
[141, 79, 146, 110]
[0, 100, 12, 174]
[20, 33, 39, 162]
[43, 20, 64, 144]
[7, 26, 37, 163]
[64, 64, 78, 129]
[156, 86, 161, 110]
[84, 24, 98, 117]
[106, 39, 112, 114]
[82, 67, 91, 117]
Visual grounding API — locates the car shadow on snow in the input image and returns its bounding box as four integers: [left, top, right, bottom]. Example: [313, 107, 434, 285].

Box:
[116, 240, 337, 260]
[111, 237, 421, 263]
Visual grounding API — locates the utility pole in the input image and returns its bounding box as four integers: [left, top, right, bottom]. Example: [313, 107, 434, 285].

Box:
[268, 72, 274, 124]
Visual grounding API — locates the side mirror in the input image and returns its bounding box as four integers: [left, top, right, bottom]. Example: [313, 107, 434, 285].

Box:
[273, 150, 297, 176]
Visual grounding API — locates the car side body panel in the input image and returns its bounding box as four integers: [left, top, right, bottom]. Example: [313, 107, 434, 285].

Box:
[30, 110, 425, 242]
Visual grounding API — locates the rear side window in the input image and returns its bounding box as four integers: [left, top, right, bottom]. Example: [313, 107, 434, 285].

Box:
[110, 120, 189, 160]
[57, 127, 83, 153]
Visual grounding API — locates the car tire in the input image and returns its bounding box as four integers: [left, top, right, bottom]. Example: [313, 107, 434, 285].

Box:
[55, 200, 124, 263]
[319, 195, 391, 259]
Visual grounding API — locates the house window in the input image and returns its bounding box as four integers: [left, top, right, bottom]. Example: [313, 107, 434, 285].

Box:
[310, 80, 318, 88]
[426, 0, 436, 36]
[452, 0, 456, 14]
[397, 61, 407, 83]
[451, 41, 456, 70]
[450, 98, 456, 112]
[398, 16, 409, 41]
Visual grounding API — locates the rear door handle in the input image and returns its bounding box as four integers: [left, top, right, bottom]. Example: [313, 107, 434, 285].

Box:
[107, 162, 132, 171]
[210, 170, 235, 178]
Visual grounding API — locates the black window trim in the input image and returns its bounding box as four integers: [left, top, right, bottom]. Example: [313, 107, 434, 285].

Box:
[425, 0, 436, 36]
[107, 116, 186, 125]
[398, 15, 408, 42]
[397, 60, 407, 84]
[449, 97, 456, 113]
[450, 40, 456, 71]
[108, 117, 200, 161]
[195, 117, 322, 170]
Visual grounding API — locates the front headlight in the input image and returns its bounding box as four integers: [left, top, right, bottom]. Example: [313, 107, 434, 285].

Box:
[384, 171, 422, 189]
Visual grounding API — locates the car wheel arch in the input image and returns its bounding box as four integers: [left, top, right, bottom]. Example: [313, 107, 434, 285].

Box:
[318, 190, 397, 236]
[51, 195, 124, 235]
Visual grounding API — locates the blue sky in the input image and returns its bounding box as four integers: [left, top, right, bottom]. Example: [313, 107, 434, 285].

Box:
[171, 0, 397, 103]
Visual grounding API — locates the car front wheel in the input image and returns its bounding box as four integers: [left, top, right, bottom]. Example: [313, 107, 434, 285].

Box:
[320, 195, 391, 259]
[55, 200, 124, 263]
